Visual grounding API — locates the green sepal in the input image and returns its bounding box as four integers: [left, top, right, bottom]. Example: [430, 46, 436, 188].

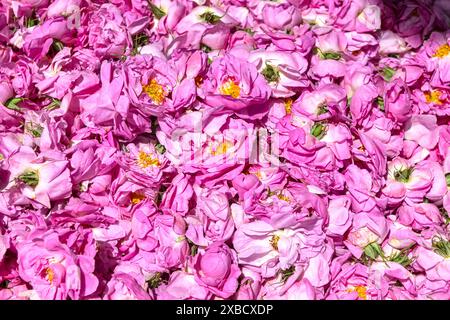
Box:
[381, 67, 396, 81]
[310, 122, 327, 139]
[18, 170, 39, 187]
[5, 97, 24, 111]
[364, 242, 382, 260]
[149, 3, 166, 19]
[261, 63, 280, 83]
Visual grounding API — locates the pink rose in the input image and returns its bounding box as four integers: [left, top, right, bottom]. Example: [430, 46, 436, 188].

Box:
[87, 4, 129, 58]
[194, 242, 241, 298]
[17, 230, 98, 300]
[201, 53, 271, 120]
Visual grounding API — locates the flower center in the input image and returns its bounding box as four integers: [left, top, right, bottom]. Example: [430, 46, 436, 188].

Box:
[284, 98, 293, 115]
[347, 285, 367, 299]
[130, 192, 146, 204]
[261, 63, 280, 83]
[277, 193, 290, 202]
[270, 234, 280, 251]
[199, 11, 221, 24]
[424, 90, 443, 105]
[433, 44, 450, 59]
[142, 79, 166, 105]
[210, 140, 233, 156]
[18, 169, 39, 187]
[394, 167, 413, 183]
[219, 78, 241, 99]
[45, 267, 54, 284]
[137, 151, 160, 168]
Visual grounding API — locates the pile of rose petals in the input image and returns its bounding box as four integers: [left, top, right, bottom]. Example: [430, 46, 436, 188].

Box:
[0, 0, 449, 300]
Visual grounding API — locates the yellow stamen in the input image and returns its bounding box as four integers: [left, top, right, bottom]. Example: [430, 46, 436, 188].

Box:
[270, 235, 280, 251]
[219, 78, 240, 98]
[424, 90, 443, 105]
[210, 141, 233, 156]
[433, 44, 450, 59]
[277, 193, 290, 202]
[347, 285, 367, 299]
[130, 192, 146, 204]
[137, 151, 160, 168]
[142, 79, 166, 105]
[284, 98, 293, 115]
[46, 268, 54, 284]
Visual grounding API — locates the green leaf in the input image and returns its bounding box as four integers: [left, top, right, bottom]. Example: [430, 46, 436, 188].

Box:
[149, 3, 166, 19]
[381, 67, 396, 81]
[445, 173, 450, 187]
